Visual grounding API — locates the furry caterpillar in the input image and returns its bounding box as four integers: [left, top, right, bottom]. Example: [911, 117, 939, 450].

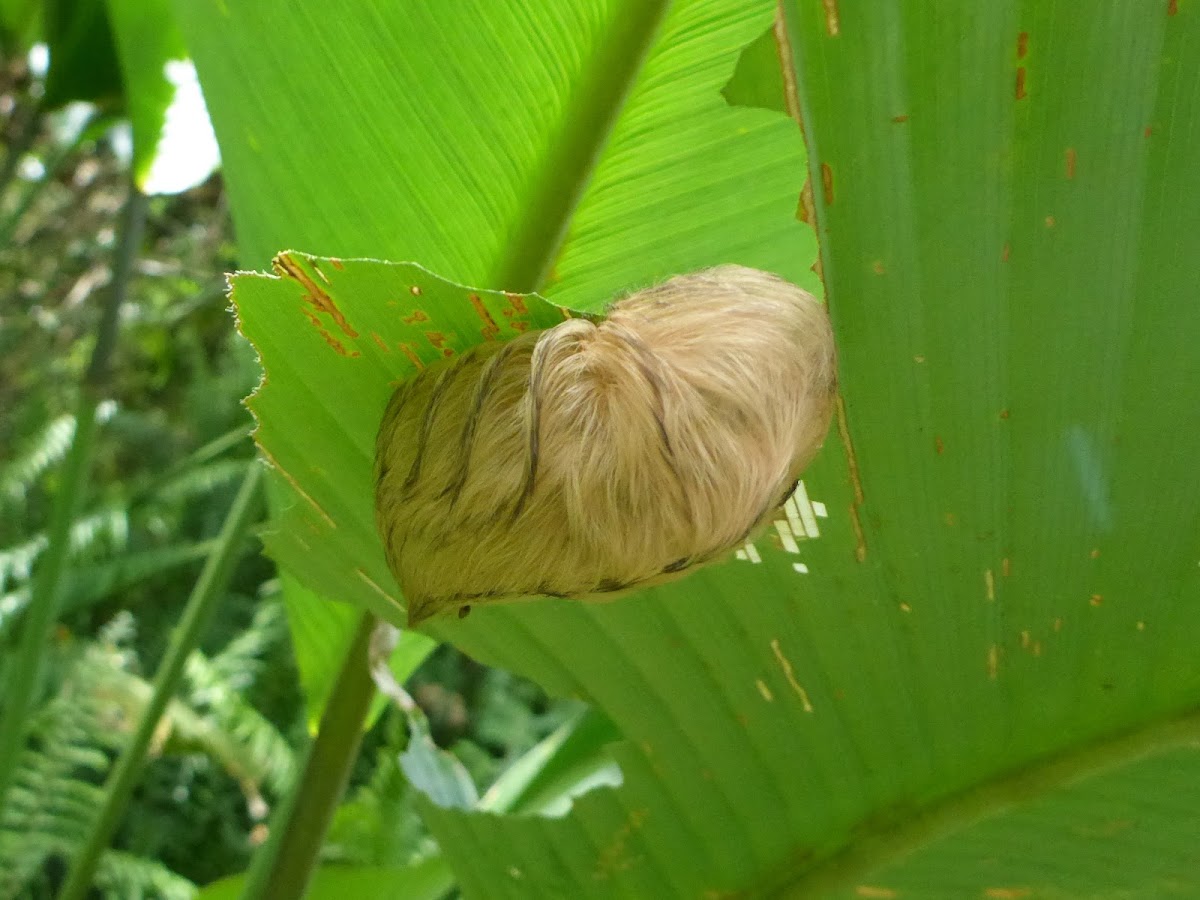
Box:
[375, 265, 837, 626]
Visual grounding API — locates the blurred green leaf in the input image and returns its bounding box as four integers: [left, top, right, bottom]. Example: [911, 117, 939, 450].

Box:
[42, 0, 122, 110]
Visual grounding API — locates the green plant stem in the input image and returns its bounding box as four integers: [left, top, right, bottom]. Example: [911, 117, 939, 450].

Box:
[490, 0, 670, 293]
[0, 181, 146, 813]
[57, 462, 264, 900]
[0, 98, 42, 199]
[240, 610, 379, 900]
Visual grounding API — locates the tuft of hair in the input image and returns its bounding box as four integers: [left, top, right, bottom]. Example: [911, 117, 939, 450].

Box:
[375, 265, 838, 626]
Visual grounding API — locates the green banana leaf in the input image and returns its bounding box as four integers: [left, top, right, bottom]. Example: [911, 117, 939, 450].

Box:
[179, 0, 1200, 896]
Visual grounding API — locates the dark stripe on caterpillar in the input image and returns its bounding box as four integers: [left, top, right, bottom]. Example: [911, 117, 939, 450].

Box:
[402, 353, 471, 495]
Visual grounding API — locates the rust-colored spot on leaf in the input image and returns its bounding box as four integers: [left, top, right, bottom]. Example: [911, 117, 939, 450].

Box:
[1168, 0, 1178, 15]
[935, 436, 945, 455]
[1144, 125, 1154, 137]
[1089, 593, 1103, 606]
[371, 332, 389, 352]
[398, 343, 424, 370]
[1001, 242, 1011, 262]
[425, 332, 455, 358]
[402, 310, 429, 325]
[834, 394, 867, 561]
[503, 292, 528, 315]
[821, 162, 835, 205]
[1065, 147, 1077, 179]
[1090, 548, 1101, 558]
[822, 0, 840, 36]
[999, 408, 1010, 419]
[468, 292, 501, 340]
[274, 252, 359, 338]
[872, 260, 886, 275]
[1017, 31, 1029, 58]
[798, 179, 816, 225]
[1044, 215, 1056, 228]
[1015, 67, 1027, 100]
[891, 114, 909, 123]
[329, 258, 344, 270]
[1002, 557, 1012, 577]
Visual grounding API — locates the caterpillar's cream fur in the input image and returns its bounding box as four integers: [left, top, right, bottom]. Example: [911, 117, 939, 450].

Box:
[375, 266, 837, 626]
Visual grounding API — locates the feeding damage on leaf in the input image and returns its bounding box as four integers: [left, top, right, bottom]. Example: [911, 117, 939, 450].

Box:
[375, 265, 838, 627]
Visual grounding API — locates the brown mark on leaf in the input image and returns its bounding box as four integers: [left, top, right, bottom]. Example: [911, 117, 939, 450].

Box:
[1002, 242, 1012, 262]
[257, 445, 335, 527]
[594, 809, 647, 880]
[1002, 557, 1012, 577]
[1144, 125, 1154, 138]
[1045, 215, 1056, 228]
[1065, 147, 1077, 179]
[398, 343, 424, 370]
[1090, 548, 1101, 558]
[502, 292, 528, 316]
[999, 408, 1010, 419]
[468, 293, 501, 340]
[425, 332, 456, 358]
[1169, 0, 1178, 14]
[798, 180, 815, 225]
[1015, 68, 1027, 100]
[402, 309, 429, 325]
[1090, 594, 1103, 606]
[274, 252, 359, 338]
[1017, 32, 1029, 58]
[821, 162, 835, 205]
[302, 311, 357, 357]
[329, 258, 344, 270]
[371, 332, 389, 352]
[835, 394, 867, 562]
[935, 436, 945, 455]
[822, 0, 840, 36]
[891, 114, 909, 123]
[355, 568, 401, 611]
[872, 260, 886, 275]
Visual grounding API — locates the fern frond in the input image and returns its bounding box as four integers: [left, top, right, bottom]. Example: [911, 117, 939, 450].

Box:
[94, 849, 196, 900]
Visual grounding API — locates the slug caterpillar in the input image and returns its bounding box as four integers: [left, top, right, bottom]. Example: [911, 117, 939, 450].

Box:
[375, 265, 837, 626]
